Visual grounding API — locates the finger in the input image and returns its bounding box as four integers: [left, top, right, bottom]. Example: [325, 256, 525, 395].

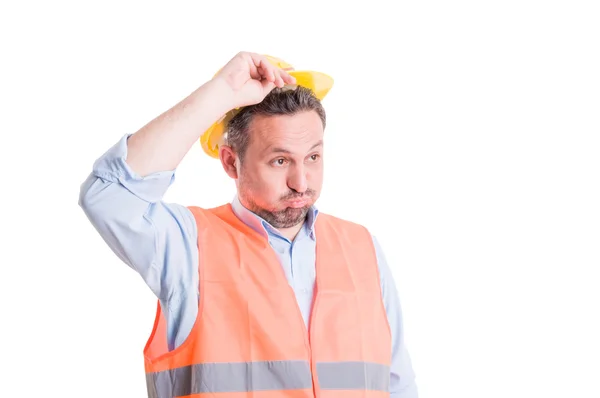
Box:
[249, 53, 276, 82]
[257, 66, 267, 81]
[276, 72, 285, 88]
[243, 52, 262, 80]
[257, 58, 276, 82]
[273, 68, 295, 87]
[248, 53, 295, 86]
[281, 71, 296, 85]
[269, 68, 282, 87]
[247, 61, 261, 80]
[259, 66, 278, 85]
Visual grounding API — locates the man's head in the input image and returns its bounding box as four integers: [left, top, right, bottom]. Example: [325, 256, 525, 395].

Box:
[219, 86, 326, 230]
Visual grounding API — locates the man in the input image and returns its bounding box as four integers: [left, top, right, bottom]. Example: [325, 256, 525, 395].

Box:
[79, 52, 418, 397]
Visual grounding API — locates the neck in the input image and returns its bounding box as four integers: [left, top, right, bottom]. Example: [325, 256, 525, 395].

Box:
[276, 222, 304, 241]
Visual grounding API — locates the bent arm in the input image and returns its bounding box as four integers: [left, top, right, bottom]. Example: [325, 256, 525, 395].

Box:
[79, 74, 239, 349]
[126, 78, 233, 176]
[79, 134, 199, 305]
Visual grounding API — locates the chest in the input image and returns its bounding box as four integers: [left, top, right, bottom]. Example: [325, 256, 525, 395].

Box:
[268, 235, 316, 326]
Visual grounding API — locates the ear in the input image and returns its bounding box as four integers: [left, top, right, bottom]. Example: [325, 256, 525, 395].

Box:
[219, 145, 238, 179]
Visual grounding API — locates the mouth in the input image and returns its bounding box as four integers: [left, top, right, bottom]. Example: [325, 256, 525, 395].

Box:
[285, 199, 309, 209]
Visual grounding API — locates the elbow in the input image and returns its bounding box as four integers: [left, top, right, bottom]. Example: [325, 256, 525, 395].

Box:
[78, 173, 99, 217]
[78, 173, 120, 227]
[77, 172, 153, 233]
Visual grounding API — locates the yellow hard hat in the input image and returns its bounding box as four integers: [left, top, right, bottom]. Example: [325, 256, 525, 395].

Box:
[199, 55, 334, 158]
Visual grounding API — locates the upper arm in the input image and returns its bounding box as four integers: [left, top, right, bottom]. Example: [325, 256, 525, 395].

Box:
[79, 134, 199, 303]
[372, 235, 419, 397]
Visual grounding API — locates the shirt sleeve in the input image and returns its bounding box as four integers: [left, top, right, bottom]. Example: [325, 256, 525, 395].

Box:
[78, 134, 199, 309]
[373, 235, 419, 398]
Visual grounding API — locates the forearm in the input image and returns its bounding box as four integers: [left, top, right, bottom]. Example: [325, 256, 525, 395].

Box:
[126, 78, 233, 176]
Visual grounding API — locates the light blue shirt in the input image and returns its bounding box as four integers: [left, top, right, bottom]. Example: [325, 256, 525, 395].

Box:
[79, 134, 418, 397]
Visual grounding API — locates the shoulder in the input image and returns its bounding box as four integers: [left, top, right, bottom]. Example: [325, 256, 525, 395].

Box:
[186, 203, 233, 223]
[316, 212, 374, 244]
[317, 211, 365, 227]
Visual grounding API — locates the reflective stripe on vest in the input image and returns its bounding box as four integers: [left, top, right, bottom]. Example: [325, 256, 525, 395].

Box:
[146, 360, 390, 398]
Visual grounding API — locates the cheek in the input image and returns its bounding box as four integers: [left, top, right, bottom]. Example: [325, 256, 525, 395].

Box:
[262, 173, 288, 195]
[243, 168, 286, 201]
[308, 166, 324, 185]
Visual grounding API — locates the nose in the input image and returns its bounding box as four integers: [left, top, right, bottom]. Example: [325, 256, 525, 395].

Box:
[287, 165, 308, 194]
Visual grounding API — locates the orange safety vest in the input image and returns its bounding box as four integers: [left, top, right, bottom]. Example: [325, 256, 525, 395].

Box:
[143, 204, 392, 397]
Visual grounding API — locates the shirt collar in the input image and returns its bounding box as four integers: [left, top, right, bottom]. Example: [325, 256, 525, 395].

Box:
[230, 194, 319, 241]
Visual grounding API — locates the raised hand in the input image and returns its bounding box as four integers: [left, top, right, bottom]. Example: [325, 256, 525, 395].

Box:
[212, 52, 297, 109]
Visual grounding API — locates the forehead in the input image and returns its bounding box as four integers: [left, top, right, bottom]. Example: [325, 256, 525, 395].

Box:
[248, 111, 324, 156]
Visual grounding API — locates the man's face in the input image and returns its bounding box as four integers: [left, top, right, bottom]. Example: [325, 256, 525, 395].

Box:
[236, 110, 324, 229]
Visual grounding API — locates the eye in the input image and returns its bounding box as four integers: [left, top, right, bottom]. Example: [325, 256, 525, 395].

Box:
[271, 158, 288, 167]
[309, 154, 320, 162]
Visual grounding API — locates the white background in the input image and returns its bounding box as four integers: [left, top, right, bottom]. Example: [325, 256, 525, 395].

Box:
[1, 1, 599, 397]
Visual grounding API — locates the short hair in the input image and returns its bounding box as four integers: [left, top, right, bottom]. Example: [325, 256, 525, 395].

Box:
[225, 86, 326, 161]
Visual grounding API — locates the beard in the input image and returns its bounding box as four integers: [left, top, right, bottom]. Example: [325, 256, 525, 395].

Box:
[245, 189, 317, 229]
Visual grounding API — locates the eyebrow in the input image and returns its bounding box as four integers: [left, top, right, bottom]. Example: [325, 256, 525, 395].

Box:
[268, 140, 323, 155]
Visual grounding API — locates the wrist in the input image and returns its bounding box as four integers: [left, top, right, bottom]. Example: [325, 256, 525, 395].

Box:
[181, 78, 236, 127]
[201, 77, 238, 114]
